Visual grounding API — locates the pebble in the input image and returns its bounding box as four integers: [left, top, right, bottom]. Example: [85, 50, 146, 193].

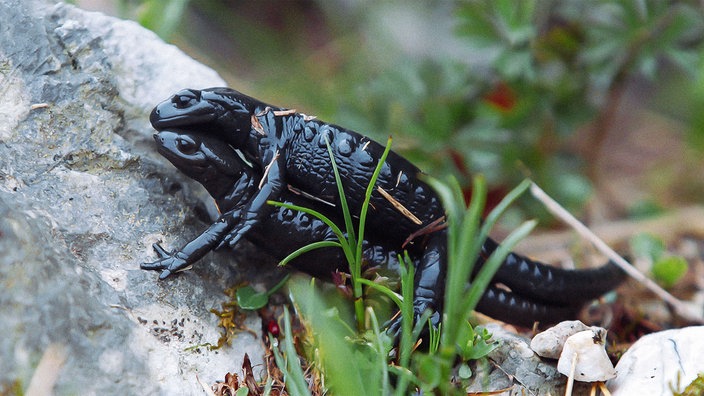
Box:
[557, 329, 616, 382]
[530, 320, 592, 359]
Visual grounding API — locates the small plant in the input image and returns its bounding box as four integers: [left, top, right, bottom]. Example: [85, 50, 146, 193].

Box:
[420, 175, 535, 394]
[269, 136, 393, 329]
[266, 138, 534, 393]
[235, 274, 290, 310]
[629, 232, 688, 288]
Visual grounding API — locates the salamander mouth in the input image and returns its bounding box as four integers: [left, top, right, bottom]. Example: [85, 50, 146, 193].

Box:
[157, 147, 209, 173]
[151, 114, 208, 129]
[154, 134, 209, 173]
[150, 106, 218, 130]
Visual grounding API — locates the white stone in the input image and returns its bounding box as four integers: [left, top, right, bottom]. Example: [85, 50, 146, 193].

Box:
[607, 326, 704, 395]
[530, 320, 591, 359]
[557, 329, 616, 382]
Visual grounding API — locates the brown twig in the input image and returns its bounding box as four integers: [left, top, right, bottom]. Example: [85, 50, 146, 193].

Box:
[259, 150, 280, 190]
[402, 216, 446, 248]
[530, 182, 704, 324]
[376, 186, 422, 225]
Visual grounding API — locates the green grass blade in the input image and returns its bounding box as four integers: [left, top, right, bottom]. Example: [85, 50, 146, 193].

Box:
[436, 175, 486, 351]
[267, 200, 353, 262]
[323, 138, 367, 327]
[397, 252, 415, 381]
[421, 175, 465, 230]
[366, 307, 392, 395]
[454, 175, 486, 281]
[463, 219, 537, 310]
[351, 137, 393, 330]
[324, 137, 357, 250]
[278, 241, 342, 267]
[458, 179, 532, 312]
[356, 278, 403, 307]
[288, 277, 371, 394]
[271, 307, 312, 396]
[476, 179, 531, 247]
[355, 137, 392, 268]
[389, 365, 421, 396]
[428, 321, 442, 354]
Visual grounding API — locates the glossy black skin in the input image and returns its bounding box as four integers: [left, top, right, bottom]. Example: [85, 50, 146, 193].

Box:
[143, 128, 625, 327]
[150, 88, 452, 329]
[148, 88, 626, 328]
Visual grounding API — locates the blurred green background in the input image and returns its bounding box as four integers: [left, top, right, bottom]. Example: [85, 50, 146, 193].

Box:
[76, 0, 704, 225]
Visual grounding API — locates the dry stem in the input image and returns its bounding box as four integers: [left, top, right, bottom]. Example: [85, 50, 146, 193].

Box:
[530, 182, 704, 324]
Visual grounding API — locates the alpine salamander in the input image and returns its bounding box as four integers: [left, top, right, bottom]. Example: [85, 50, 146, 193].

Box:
[142, 127, 625, 327]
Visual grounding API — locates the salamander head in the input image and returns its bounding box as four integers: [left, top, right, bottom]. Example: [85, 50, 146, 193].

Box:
[154, 129, 244, 198]
[150, 88, 268, 146]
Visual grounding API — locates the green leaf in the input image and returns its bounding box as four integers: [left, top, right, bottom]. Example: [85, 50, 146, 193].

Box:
[652, 256, 688, 288]
[236, 286, 269, 310]
[324, 137, 357, 253]
[457, 323, 498, 361]
[287, 278, 374, 395]
[628, 200, 665, 219]
[414, 354, 447, 390]
[278, 240, 342, 267]
[397, 252, 416, 374]
[458, 363, 473, 380]
[356, 278, 403, 308]
[236, 275, 290, 310]
[268, 200, 352, 258]
[235, 387, 249, 396]
[271, 308, 312, 396]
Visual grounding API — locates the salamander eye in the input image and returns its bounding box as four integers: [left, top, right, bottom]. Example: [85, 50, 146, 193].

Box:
[172, 92, 199, 109]
[176, 137, 198, 155]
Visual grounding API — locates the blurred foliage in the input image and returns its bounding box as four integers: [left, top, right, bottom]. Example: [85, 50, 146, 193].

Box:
[672, 373, 704, 396]
[117, 0, 704, 217]
[629, 232, 689, 288]
[115, 0, 189, 39]
[333, 0, 704, 215]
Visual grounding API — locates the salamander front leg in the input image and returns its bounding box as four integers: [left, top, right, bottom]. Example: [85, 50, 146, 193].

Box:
[386, 230, 447, 336]
[142, 215, 235, 279]
[219, 160, 284, 249]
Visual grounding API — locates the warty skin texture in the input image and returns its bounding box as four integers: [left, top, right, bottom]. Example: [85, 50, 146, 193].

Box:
[143, 123, 625, 328]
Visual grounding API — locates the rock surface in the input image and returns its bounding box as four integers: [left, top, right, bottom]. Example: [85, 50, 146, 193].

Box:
[0, 1, 270, 394]
[470, 323, 594, 395]
[607, 326, 704, 395]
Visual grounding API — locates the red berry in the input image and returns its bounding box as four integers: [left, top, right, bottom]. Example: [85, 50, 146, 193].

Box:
[267, 320, 280, 337]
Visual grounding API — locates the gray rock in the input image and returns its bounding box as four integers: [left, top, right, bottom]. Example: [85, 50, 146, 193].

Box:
[470, 324, 594, 395]
[0, 1, 268, 394]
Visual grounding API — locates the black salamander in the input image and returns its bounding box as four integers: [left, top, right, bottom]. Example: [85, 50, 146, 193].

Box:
[147, 88, 626, 329]
[150, 88, 452, 330]
[142, 128, 625, 327]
